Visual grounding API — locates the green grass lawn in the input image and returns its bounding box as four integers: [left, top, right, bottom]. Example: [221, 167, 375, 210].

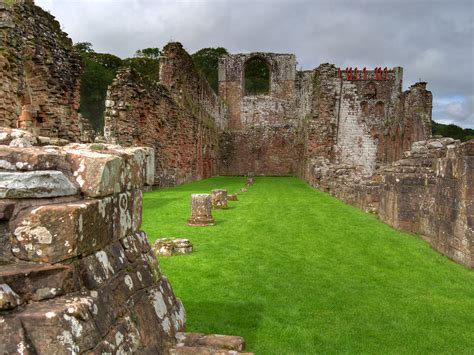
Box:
[142, 177, 474, 354]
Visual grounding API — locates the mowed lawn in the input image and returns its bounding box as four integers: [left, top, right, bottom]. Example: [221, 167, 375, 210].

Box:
[142, 177, 474, 354]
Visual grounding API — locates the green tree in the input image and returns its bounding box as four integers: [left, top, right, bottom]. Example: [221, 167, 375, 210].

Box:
[122, 56, 160, 81]
[75, 43, 163, 132]
[244, 57, 270, 96]
[75, 43, 123, 132]
[432, 121, 474, 142]
[135, 47, 161, 60]
[74, 42, 94, 54]
[191, 47, 228, 93]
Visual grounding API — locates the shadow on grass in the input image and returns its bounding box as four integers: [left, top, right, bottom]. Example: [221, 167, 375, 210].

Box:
[183, 300, 264, 349]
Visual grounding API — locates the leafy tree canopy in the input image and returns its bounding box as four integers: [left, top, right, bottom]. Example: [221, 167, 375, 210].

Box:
[432, 121, 474, 142]
[244, 57, 270, 96]
[135, 47, 161, 60]
[75, 42, 161, 132]
[191, 47, 228, 93]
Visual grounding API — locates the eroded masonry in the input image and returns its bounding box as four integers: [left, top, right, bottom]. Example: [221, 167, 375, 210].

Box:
[0, 1, 472, 352]
[0, 0, 92, 142]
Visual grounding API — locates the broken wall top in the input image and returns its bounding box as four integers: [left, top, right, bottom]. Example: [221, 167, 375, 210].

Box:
[160, 42, 228, 130]
[0, 0, 90, 141]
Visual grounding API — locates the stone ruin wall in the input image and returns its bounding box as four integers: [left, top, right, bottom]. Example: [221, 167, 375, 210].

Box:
[379, 139, 473, 268]
[306, 138, 473, 268]
[217, 53, 473, 268]
[218, 53, 309, 176]
[159, 42, 227, 131]
[0, 131, 187, 353]
[300, 66, 432, 179]
[0, 0, 92, 142]
[104, 43, 222, 188]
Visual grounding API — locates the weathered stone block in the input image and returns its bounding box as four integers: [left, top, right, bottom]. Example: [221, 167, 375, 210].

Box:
[77, 242, 129, 290]
[228, 194, 238, 201]
[0, 283, 22, 310]
[188, 194, 215, 226]
[84, 315, 142, 355]
[66, 149, 124, 197]
[0, 263, 78, 302]
[0, 170, 78, 198]
[153, 238, 193, 256]
[120, 231, 151, 263]
[0, 146, 70, 171]
[65, 146, 155, 197]
[211, 189, 228, 209]
[14, 296, 101, 354]
[175, 332, 246, 351]
[9, 191, 142, 263]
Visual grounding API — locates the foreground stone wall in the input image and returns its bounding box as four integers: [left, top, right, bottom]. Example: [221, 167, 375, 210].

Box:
[104, 68, 219, 187]
[0, 0, 92, 142]
[0, 135, 187, 353]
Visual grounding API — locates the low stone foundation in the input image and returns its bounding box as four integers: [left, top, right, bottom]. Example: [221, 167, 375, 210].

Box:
[305, 138, 473, 268]
[379, 138, 473, 267]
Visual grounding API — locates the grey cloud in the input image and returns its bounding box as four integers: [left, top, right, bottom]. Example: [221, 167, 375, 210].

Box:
[36, 0, 473, 128]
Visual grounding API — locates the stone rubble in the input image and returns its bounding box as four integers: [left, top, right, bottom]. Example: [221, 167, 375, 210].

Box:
[228, 194, 238, 201]
[211, 189, 228, 209]
[170, 332, 253, 354]
[153, 238, 194, 256]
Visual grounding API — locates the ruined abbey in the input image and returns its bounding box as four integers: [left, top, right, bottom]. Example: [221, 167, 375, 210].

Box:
[0, 0, 472, 354]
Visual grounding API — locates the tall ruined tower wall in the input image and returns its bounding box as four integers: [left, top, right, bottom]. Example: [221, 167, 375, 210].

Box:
[217, 53, 309, 176]
[217, 54, 432, 178]
[0, 0, 91, 142]
[295, 65, 433, 179]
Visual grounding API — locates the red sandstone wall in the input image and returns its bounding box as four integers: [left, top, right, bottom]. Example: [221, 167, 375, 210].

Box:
[104, 68, 219, 187]
[0, 0, 91, 142]
[378, 139, 473, 267]
[160, 42, 227, 130]
[217, 52, 300, 176]
[218, 127, 298, 176]
[298, 64, 338, 179]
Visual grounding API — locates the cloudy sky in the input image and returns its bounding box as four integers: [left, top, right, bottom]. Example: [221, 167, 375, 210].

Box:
[36, 0, 473, 128]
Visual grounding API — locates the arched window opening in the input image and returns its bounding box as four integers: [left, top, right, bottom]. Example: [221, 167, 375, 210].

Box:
[244, 57, 270, 96]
